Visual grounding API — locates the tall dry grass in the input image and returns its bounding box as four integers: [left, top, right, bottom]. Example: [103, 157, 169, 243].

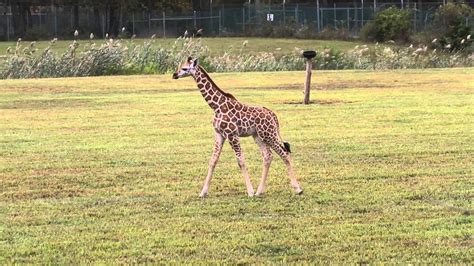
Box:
[1, 35, 472, 79]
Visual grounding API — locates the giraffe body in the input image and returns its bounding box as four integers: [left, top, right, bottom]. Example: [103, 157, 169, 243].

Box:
[173, 57, 302, 197]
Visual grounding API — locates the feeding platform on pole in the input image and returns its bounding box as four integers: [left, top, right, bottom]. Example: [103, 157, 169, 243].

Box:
[302, 51, 316, 104]
[302, 50, 316, 59]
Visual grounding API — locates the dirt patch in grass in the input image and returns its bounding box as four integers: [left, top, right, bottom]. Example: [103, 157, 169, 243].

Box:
[281, 99, 355, 105]
[251, 79, 459, 91]
[0, 99, 94, 109]
[2, 86, 79, 94]
[241, 81, 392, 91]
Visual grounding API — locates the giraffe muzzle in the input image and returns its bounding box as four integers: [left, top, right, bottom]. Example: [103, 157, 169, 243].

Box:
[172, 73, 179, 79]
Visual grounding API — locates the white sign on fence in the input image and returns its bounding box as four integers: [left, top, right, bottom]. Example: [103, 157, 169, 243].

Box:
[266, 13, 274, 22]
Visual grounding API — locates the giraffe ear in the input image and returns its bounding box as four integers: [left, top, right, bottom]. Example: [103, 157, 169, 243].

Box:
[193, 58, 199, 67]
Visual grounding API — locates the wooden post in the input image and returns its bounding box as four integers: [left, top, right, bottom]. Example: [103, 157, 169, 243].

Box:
[302, 51, 316, 105]
[304, 59, 312, 104]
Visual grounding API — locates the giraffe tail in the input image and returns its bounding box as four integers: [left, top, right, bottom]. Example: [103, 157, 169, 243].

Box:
[282, 142, 292, 153]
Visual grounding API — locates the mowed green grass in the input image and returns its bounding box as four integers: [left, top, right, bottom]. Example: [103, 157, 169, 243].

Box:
[1, 68, 473, 263]
[0, 37, 364, 56]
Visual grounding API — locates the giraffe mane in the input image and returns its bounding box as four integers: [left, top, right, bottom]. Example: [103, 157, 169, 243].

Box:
[198, 66, 236, 100]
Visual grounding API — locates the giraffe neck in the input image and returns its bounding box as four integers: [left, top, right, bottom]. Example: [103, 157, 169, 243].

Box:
[193, 66, 236, 111]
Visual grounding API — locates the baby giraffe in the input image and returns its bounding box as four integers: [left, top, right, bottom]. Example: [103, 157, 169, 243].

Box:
[173, 57, 303, 197]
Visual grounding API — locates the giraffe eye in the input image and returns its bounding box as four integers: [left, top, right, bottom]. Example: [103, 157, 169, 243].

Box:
[182, 68, 188, 71]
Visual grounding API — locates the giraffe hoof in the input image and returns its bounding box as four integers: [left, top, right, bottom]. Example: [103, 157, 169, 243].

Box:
[199, 192, 208, 198]
[295, 188, 303, 195]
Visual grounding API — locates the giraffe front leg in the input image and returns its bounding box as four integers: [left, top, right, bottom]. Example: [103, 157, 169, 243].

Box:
[254, 136, 273, 196]
[200, 132, 225, 198]
[228, 135, 254, 197]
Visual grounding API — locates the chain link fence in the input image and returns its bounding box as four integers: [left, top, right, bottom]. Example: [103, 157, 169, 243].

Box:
[0, 1, 473, 41]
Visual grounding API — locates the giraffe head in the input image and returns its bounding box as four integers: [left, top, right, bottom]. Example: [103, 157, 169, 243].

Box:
[172, 57, 199, 79]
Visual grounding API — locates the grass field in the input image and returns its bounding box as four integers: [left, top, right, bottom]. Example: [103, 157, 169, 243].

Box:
[1, 68, 473, 263]
[0, 37, 365, 56]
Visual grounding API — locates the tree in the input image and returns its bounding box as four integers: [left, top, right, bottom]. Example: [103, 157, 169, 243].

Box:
[10, 0, 34, 38]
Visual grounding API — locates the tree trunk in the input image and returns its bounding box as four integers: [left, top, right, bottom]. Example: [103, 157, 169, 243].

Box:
[93, 6, 102, 37]
[255, 0, 261, 22]
[11, 1, 30, 38]
[108, 4, 118, 36]
[73, 4, 79, 30]
[192, 0, 201, 11]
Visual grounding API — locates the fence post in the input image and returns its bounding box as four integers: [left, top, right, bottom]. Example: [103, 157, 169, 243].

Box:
[333, 3, 337, 29]
[163, 11, 166, 38]
[316, 0, 320, 32]
[193, 10, 197, 29]
[102, 13, 105, 38]
[6, 12, 10, 41]
[132, 12, 135, 35]
[39, 12, 42, 31]
[119, 6, 123, 31]
[413, 3, 417, 32]
[354, 5, 357, 31]
[148, 12, 151, 36]
[295, 4, 299, 23]
[218, 9, 222, 36]
[221, 5, 225, 31]
[52, 4, 57, 38]
[320, 9, 324, 31]
[361, 0, 364, 29]
[86, 8, 89, 30]
[248, 4, 250, 22]
[347, 8, 350, 30]
[210, 5, 214, 35]
[242, 7, 245, 32]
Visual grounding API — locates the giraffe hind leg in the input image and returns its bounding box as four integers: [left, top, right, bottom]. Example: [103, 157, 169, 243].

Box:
[267, 139, 303, 194]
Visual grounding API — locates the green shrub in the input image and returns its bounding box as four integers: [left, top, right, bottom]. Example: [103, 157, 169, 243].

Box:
[360, 7, 412, 43]
[429, 3, 473, 51]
